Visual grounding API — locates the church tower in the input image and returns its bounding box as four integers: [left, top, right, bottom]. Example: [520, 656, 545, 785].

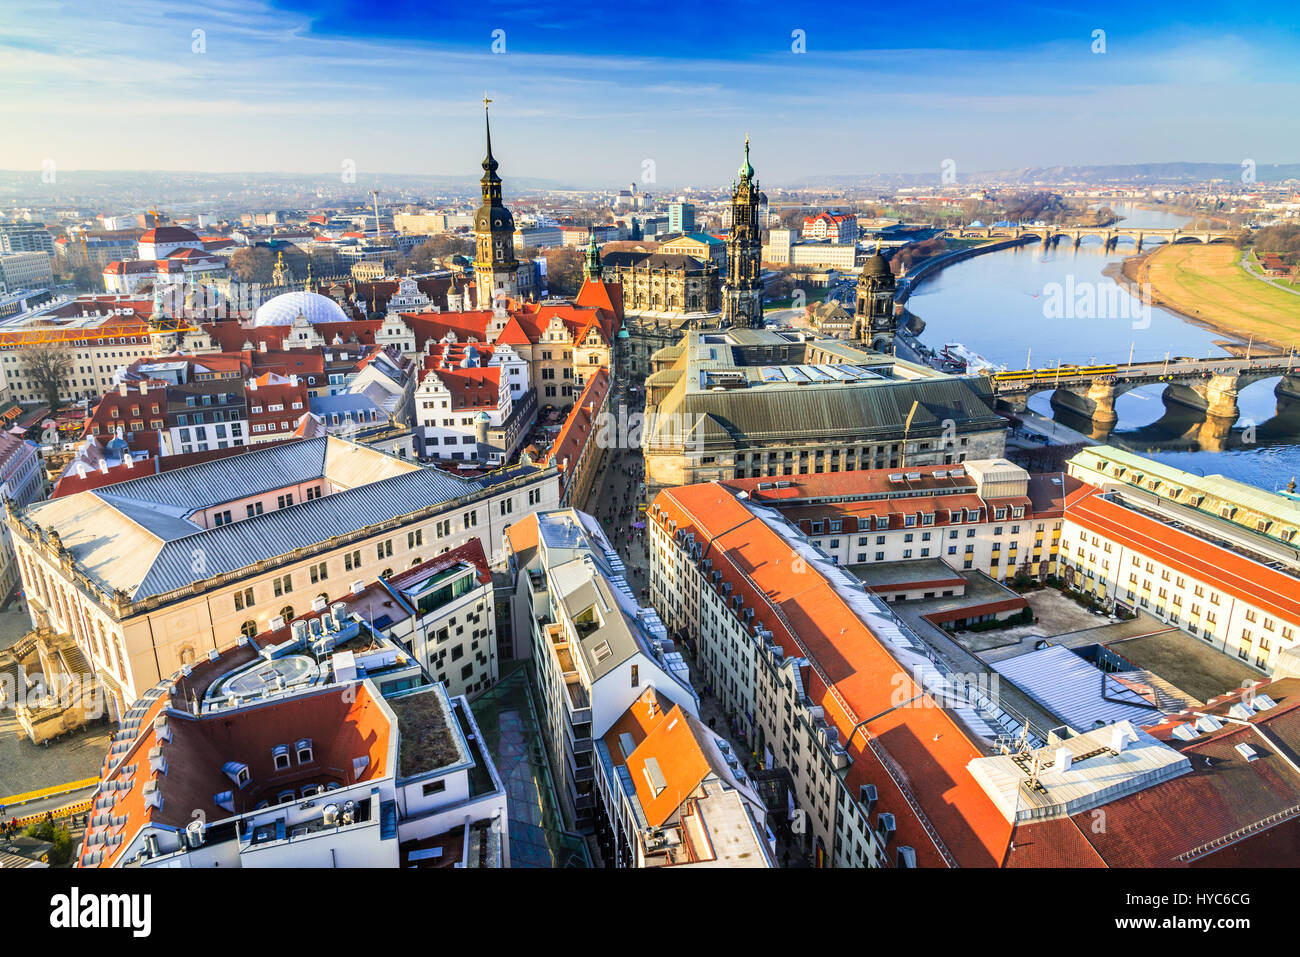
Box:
[723, 136, 764, 328]
[473, 97, 519, 309]
[582, 234, 603, 280]
[852, 240, 898, 353]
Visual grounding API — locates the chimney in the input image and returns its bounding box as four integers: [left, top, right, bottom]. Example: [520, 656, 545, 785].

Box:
[248, 378, 257, 391]
[139, 382, 148, 395]
[1054, 747, 1072, 773]
[98, 460, 108, 474]
[118, 382, 127, 396]
[1110, 725, 1129, 753]
[290, 374, 298, 387]
[259, 340, 268, 352]
[124, 455, 135, 469]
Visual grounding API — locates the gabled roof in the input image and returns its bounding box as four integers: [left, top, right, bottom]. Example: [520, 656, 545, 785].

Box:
[25, 437, 495, 600]
[652, 483, 1013, 867]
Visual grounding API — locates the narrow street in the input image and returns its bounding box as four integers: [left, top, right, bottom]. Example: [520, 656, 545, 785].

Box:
[580, 378, 652, 601]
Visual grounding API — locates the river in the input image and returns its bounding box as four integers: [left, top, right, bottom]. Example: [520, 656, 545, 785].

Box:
[904, 203, 1300, 491]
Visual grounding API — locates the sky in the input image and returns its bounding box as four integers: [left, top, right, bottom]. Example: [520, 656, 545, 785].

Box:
[2, 0, 1299, 187]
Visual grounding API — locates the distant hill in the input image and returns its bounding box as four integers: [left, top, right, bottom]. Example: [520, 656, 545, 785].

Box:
[793, 162, 1300, 188]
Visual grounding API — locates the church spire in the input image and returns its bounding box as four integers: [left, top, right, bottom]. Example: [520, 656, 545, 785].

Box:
[481, 94, 499, 184]
[739, 134, 755, 181]
[583, 234, 602, 280]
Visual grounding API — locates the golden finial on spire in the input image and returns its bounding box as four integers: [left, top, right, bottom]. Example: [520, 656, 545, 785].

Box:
[483, 92, 492, 110]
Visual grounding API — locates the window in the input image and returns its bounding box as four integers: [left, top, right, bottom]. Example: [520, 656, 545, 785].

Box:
[240, 619, 257, 638]
[344, 550, 361, 572]
[279, 605, 295, 623]
[246, 502, 264, 518]
[408, 529, 423, 549]
[421, 780, 446, 797]
[377, 540, 393, 559]
[272, 745, 290, 771]
[309, 562, 328, 584]
[233, 587, 254, 612]
[273, 574, 292, 597]
[631, 664, 639, 688]
[295, 738, 313, 763]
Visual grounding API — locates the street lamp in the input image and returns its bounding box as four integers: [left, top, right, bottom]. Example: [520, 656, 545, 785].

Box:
[901, 400, 919, 469]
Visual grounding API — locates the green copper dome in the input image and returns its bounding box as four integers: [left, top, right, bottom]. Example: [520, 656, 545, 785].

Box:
[738, 135, 754, 180]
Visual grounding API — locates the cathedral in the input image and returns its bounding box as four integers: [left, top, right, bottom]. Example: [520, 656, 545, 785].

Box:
[474, 98, 520, 309]
[723, 137, 765, 328]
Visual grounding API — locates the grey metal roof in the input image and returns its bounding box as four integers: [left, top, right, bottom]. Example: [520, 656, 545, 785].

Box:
[79, 438, 330, 513]
[992, 645, 1165, 732]
[654, 374, 1003, 445]
[24, 436, 509, 601]
[137, 465, 480, 597]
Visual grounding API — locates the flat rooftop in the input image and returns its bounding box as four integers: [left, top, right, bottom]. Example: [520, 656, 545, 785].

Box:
[388, 685, 468, 780]
[1105, 629, 1263, 703]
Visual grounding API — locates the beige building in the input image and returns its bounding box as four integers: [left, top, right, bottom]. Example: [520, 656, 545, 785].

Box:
[9, 436, 560, 717]
[1060, 446, 1300, 673]
[0, 252, 54, 293]
[641, 329, 1007, 496]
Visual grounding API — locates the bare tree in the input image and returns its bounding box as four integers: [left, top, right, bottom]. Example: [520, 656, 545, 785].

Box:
[21, 343, 74, 412]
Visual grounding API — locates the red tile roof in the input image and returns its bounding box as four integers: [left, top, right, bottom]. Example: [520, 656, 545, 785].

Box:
[653, 483, 1013, 867]
[1066, 487, 1300, 623]
[81, 679, 391, 868]
[545, 368, 609, 476]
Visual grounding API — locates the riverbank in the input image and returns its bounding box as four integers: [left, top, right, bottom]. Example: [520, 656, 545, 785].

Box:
[898, 236, 1032, 303]
[1107, 243, 1297, 351]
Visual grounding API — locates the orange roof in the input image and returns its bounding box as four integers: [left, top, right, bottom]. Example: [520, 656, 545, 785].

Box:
[1067, 487, 1300, 623]
[81, 680, 391, 868]
[545, 368, 609, 474]
[653, 483, 1014, 867]
[625, 704, 710, 828]
[504, 512, 539, 558]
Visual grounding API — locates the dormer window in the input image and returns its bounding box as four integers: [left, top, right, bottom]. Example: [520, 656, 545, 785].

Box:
[223, 761, 250, 788]
[214, 790, 235, 813]
[272, 745, 290, 771]
[296, 738, 313, 764]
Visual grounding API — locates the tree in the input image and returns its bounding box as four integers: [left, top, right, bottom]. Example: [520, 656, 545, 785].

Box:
[21, 343, 73, 412]
[397, 234, 475, 274]
[228, 247, 277, 285]
[543, 247, 586, 297]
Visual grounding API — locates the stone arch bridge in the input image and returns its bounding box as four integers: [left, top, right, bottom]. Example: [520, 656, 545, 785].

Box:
[993, 353, 1300, 436]
[947, 225, 1233, 251]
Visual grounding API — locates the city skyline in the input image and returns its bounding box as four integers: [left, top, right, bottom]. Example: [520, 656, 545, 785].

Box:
[4, 0, 1300, 185]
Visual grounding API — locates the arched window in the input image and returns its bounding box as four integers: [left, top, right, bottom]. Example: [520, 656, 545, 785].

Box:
[382, 568, 393, 578]
[240, 620, 257, 638]
[411, 557, 422, 566]
[279, 606, 294, 622]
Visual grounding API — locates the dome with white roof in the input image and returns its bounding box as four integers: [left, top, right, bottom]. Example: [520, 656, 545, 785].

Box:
[252, 290, 350, 327]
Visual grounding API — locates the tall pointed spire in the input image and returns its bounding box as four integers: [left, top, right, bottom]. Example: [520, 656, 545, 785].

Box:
[481, 93, 499, 182]
[583, 234, 602, 280]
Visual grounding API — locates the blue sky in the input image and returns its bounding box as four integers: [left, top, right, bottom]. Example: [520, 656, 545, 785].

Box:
[3, 0, 1299, 186]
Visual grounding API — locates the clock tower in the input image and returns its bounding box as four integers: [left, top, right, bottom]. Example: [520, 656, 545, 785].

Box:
[723, 136, 764, 328]
[474, 97, 519, 309]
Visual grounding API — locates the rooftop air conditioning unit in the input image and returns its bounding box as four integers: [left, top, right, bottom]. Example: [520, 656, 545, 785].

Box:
[322, 804, 340, 826]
